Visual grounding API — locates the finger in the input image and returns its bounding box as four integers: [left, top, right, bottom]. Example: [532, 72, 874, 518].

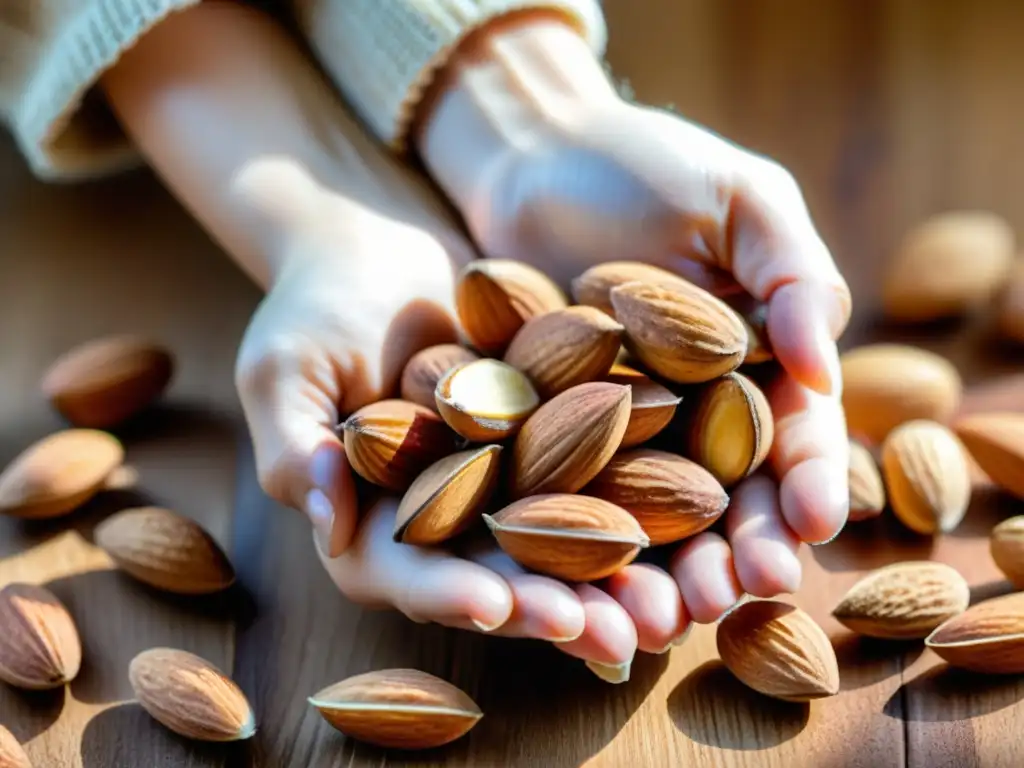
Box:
[670, 532, 743, 624]
[604, 564, 691, 654]
[725, 474, 802, 597]
[768, 372, 850, 544]
[554, 584, 638, 684]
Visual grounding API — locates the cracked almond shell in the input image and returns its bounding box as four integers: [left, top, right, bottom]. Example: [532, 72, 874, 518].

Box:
[0, 583, 81, 690]
[848, 439, 886, 521]
[435, 359, 540, 442]
[954, 412, 1024, 499]
[400, 344, 479, 411]
[925, 592, 1024, 674]
[605, 364, 681, 448]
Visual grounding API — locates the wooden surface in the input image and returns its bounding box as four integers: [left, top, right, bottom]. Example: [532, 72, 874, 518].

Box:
[4, 1, 1024, 765]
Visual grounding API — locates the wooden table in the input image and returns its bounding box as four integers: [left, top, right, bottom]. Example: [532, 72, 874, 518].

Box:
[4, 1, 1024, 765]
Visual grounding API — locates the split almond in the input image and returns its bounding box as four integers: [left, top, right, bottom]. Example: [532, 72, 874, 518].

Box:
[342, 400, 458, 491]
[309, 668, 482, 750]
[503, 306, 623, 398]
[925, 592, 1024, 674]
[605, 364, 681, 448]
[990, 516, 1024, 589]
[435, 359, 539, 442]
[400, 344, 479, 411]
[0, 429, 123, 519]
[129, 648, 255, 741]
[571, 261, 687, 316]
[94, 507, 235, 595]
[41, 335, 174, 428]
[455, 260, 567, 354]
[848, 439, 886, 521]
[997, 259, 1024, 343]
[832, 562, 969, 639]
[0, 725, 30, 768]
[881, 420, 971, 535]
[611, 280, 748, 384]
[484, 494, 649, 582]
[511, 382, 631, 498]
[583, 449, 728, 545]
[393, 446, 502, 545]
[717, 599, 840, 702]
[953, 412, 1024, 499]
[0, 583, 81, 690]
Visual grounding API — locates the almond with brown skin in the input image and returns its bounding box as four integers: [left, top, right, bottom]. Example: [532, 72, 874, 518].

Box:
[724, 294, 773, 364]
[0, 583, 81, 690]
[571, 261, 687, 316]
[848, 439, 886, 521]
[434, 359, 540, 442]
[925, 592, 1024, 673]
[511, 382, 632, 498]
[400, 344, 479, 411]
[605, 364, 681, 448]
[0, 725, 31, 768]
[954, 412, 1024, 499]
[583, 449, 728, 545]
[990, 516, 1024, 589]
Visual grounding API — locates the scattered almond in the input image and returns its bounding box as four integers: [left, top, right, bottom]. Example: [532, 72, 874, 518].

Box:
[309, 668, 482, 750]
[0, 583, 81, 690]
[954, 412, 1024, 499]
[990, 516, 1024, 589]
[717, 599, 840, 702]
[571, 261, 687, 316]
[0, 725, 31, 768]
[484, 494, 649, 582]
[997, 260, 1024, 343]
[94, 507, 235, 595]
[925, 592, 1024, 674]
[605, 364, 681, 448]
[435, 359, 539, 442]
[848, 439, 886, 521]
[129, 648, 255, 741]
[400, 345, 479, 411]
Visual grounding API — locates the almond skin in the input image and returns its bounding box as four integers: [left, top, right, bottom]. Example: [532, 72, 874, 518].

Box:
[129, 648, 256, 741]
[848, 439, 886, 521]
[954, 412, 1024, 499]
[434, 359, 540, 442]
[94, 507, 236, 595]
[605, 364, 681, 448]
[583, 449, 729, 545]
[925, 592, 1024, 674]
[832, 562, 969, 639]
[0, 583, 82, 690]
[611, 280, 748, 384]
[881, 420, 971, 535]
[484, 494, 649, 582]
[41, 335, 174, 428]
[511, 382, 632, 498]
[717, 599, 840, 702]
[342, 400, 458, 491]
[400, 344, 479, 411]
[0, 429, 123, 519]
[0, 725, 31, 768]
[309, 669, 482, 750]
[997, 259, 1024, 343]
[990, 516, 1024, 589]
[571, 261, 687, 316]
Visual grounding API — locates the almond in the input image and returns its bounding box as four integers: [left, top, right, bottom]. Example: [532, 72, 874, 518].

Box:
[841, 344, 962, 444]
[724, 294, 773, 364]
[0, 429, 123, 519]
[881, 420, 971, 535]
[342, 400, 458, 491]
[925, 592, 1024, 674]
[605, 364, 681, 448]
[0, 725, 30, 768]
[832, 561, 969, 639]
[848, 439, 886, 521]
[309, 668, 481, 750]
[503, 306, 623, 398]
[680, 372, 774, 488]
[41, 335, 174, 428]
[953, 412, 1024, 499]
[990, 516, 1024, 589]
[484, 494, 649, 582]
[0, 583, 81, 690]
[611, 280, 748, 384]
[997, 259, 1024, 343]
[511, 382, 631, 498]
[716, 599, 840, 702]
[455, 260, 567, 354]
[394, 446, 502, 545]
[434, 359, 540, 442]
[94, 507, 235, 595]
[400, 344, 479, 411]
[583, 449, 728, 545]
[571, 261, 687, 315]
[882, 211, 1015, 323]
[129, 648, 255, 741]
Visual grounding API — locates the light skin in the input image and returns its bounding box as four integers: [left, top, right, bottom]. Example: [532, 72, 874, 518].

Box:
[100, 2, 851, 681]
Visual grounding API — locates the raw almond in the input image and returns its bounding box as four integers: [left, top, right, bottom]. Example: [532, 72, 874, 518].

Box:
[393, 446, 502, 546]
[725, 294, 773, 364]
[41, 335, 174, 429]
[997, 259, 1024, 343]
[0, 725, 30, 768]
[583, 449, 728, 545]
[342, 400, 458, 491]
[832, 561, 969, 639]
[605, 364, 681, 448]
[990, 516, 1024, 589]
[455, 260, 567, 354]
[503, 306, 623, 398]
[94, 507, 235, 595]
[400, 344, 479, 411]
[953, 412, 1024, 499]
[511, 382, 631, 498]
[848, 439, 886, 521]
[881, 420, 971, 535]
[0, 583, 81, 690]
[129, 648, 255, 741]
[882, 211, 1015, 323]
[841, 344, 962, 444]
[309, 668, 482, 750]
[435, 359, 539, 442]
[611, 280, 748, 384]
[717, 599, 840, 702]
[571, 261, 687, 316]
[484, 494, 649, 581]
[0, 429, 123, 519]
[925, 592, 1024, 674]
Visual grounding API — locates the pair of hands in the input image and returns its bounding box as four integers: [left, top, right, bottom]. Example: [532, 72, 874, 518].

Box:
[233, 76, 852, 681]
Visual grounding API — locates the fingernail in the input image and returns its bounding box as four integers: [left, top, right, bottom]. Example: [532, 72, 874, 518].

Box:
[825, 284, 852, 339]
[472, 618, 504, 632]
[305, 488, 335, 558]
[586, 659, 632, 684]
[653, 623, 694, 654]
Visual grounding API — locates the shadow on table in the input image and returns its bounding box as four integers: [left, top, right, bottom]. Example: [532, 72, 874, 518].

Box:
[883, 666, 1024, 722]
[812, 512, 935, 574]
[831, 633, 923, 692]
[0, 685, 65, 747]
